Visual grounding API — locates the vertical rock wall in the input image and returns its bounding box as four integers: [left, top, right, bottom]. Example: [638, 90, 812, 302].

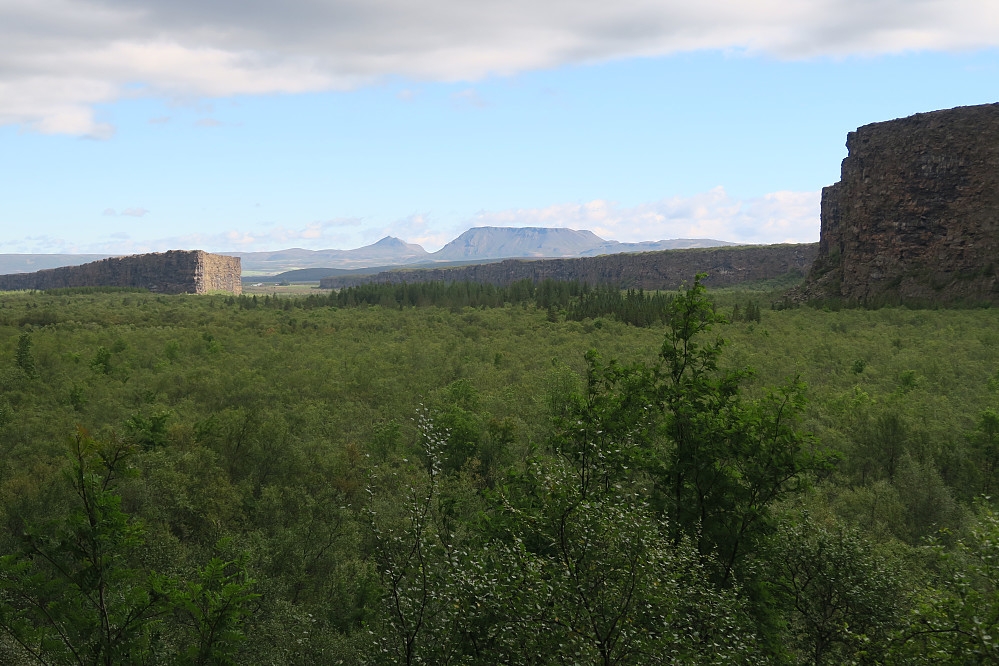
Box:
[196, 252, 242, 294]
[804, 103, 999, 305]
[0, 250, 241, 295]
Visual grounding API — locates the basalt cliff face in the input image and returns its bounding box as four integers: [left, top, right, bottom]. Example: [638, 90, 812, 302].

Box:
[799, 103, 999, 305]
[320, 244, 817, 290]
[0, 250, 241, 295]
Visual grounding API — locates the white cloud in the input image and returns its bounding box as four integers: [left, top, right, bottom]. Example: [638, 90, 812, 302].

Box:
[102, 207, 151, 217]
[0, 188, 857, 254]
[2, 0, 997, 136]
[466, 187, 821, 245]
[451, 88, 488, 109]
[376, 213, 454, 251]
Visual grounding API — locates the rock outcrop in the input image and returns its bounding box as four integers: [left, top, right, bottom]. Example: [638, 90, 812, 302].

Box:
[320, 244, 817, 290]
[0, 250, 241, 295]
[799, 103, 999, 305]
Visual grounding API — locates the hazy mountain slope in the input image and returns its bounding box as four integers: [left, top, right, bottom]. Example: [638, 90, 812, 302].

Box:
[0, 254, 113, 274]
[579, 238, 737, 256]
[432, 227, 735, 262]
[249, 258, 511, 283]
[1, 229, 736, 278]
[431, 227, 607, 260]
[230, 236, 429, 274]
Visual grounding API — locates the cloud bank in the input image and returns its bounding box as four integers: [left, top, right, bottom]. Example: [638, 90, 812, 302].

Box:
[0, 188, 819, 254]
[467, 188, 820, 247]
[3, 0, 997, 136]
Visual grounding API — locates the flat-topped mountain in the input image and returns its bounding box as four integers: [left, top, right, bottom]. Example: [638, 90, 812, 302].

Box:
[431, 227, 605, 260]
[429, 227, 733, 262]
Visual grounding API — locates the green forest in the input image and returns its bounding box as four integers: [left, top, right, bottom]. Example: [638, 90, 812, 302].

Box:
[0, 276, 997, 664]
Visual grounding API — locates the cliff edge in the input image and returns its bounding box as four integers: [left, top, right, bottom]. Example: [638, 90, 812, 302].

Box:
[797, 103, 999, 306]
[0, 250, 241, 295]
[320, 244, 817, 290]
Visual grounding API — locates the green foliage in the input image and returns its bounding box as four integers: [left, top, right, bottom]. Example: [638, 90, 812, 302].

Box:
[578, 275, 830, 585]
[125, 411, 172, 449]
[0, 432, 260, 666]
[969, 408, 999, 496]
[767, 512, 907, 664]
[164, 340, 181, 363]
[15, 333, 37, 379]
[898, 368, 920, 394]
[732, 299, 762, 323]
[170, 546, 259, 666]
[367, 406, 756, 664]
[0, 399, 12, 430]
[892, 503, 999, 662]
[988, 369, 999, 393]
[429, 379, 486, 474]
[68, 384, 88, 412]
[855, 410, 909, 483]
[477, 453, 757, 664]
[365, 412, 468, 665]
[0, 431, 167, 665]
[254, 279, 677, 328]
[90, 345, 113, 375]
[0, 278, 998, 662]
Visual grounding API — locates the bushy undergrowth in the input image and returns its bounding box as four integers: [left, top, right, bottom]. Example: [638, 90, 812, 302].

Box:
[0, 280, 996, 663]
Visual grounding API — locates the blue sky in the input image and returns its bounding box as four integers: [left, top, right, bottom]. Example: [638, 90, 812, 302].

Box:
[2, 1, 998, 254]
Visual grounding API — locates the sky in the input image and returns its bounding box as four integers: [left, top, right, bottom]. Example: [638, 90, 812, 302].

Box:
[2, 0, 998, 254]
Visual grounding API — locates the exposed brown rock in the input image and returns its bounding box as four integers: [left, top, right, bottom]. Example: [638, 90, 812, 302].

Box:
[0, 250, 241, 295]
[798, 103, 999, 305]
[320, 244, 817, 290]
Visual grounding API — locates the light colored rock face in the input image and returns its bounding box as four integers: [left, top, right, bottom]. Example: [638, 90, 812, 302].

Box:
[196, 252, 242, 294]
[320, 244, 818, 290]
[0, 250, 241, 295]
[806, 103, 999, 305]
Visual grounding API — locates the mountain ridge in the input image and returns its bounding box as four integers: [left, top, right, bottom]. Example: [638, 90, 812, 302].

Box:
[0, 227, 736, 277]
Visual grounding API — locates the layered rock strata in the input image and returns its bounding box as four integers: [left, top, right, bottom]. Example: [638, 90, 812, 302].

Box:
[0, 250, 241, 295]
[801, 103, 999, 305]
[320, 244, 817, 290]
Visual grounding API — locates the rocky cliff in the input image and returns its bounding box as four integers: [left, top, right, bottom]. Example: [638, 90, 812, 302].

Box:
[799, 103, 999, 305]
[320, 244, 817, 290]
[0, 250, 241, 295]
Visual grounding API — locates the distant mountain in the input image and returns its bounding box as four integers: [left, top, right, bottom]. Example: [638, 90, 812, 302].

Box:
[430, 227, 735, 262]
[230, 236, 429, 275]
[234, 229, 736, 276]
[579, 238, 738, 256]
[0, 254, 112, 275]
[248, 258, 508, 284]
[431, 227, 608, 261]
[0, 229, 737, 279]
